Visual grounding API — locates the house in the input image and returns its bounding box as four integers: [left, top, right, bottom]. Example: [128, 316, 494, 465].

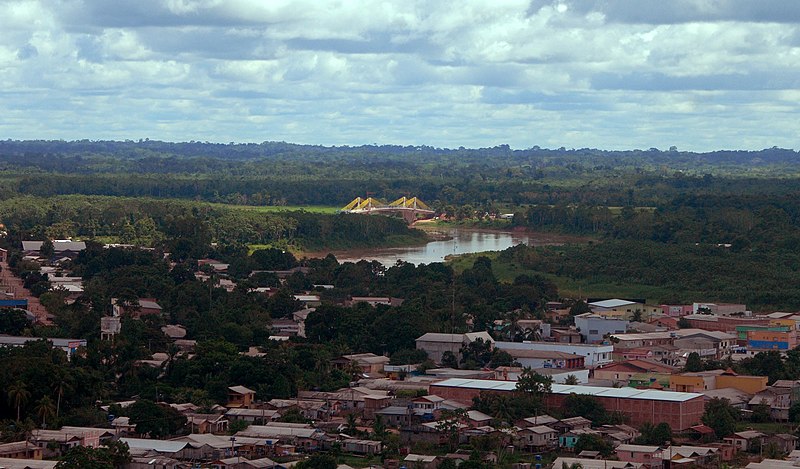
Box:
[559, 428, 600, 450]
[415, 331, 494, 364]
[516, 414, 558, 428]
[674, 329, 735, 358]
[344, 297, 404, 307]
[212, 457, 283, 469]
[185, 413, 228, 434]
[22, 240, 86, 259]
[724, 431, 765, 452]
[100, 316, 121, 341]
[763, 433, 798, 454]
[649, 315, 680, 329]
[340, 439, 382, 455]
[614, 344, 679, 366]
[403, 454, 438, 469]
[662, 445, 720, 467]
[0, 458, 57, 469]
[749, 386, 792, 421]
[494, 341, 613, 368]
[0, 441, 43, 460]
[589, 299, 660, 320]
[112, 298, 163, 319]
[500, 349, 585, 370]
[610, 332, 675, 349]
[670, 369, 767, 394]
[128, 456, 187, 469]
[614, 444, 662, 467]
[235, 424, 322, 451]
[597, 424, 640, 445]
[225, 408, 280, 424]
[332, 353, 390, 375]
[550, 328, 582, 343]
[552, 457, 642, 469]
[516, 425, 557, 450]
[574, 313, 629, 343]
[552, 416, 592, 433]
[119, 438, 191, 459]
[227, 386, 257, 409]
[593, 359, 677, 385]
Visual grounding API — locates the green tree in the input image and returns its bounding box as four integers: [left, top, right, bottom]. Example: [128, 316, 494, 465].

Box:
[702, 397, 739, 439]
[294, 454, 337, 469]
[7, 381, 30, 421]
[574, 433, 613, 457]
[564, 374, 579, 385]
[750, 401, 772, 423]
[125, 400, 187, 438]
[636, 422, 672, 445]
[34, 396, 56, 428]
[684, 352, 703, 372]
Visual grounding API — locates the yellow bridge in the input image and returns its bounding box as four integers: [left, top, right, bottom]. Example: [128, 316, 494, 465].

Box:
[341, 196, 435, 223]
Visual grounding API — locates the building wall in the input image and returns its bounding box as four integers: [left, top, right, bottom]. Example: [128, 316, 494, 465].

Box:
[716, 375, 768, 394]
[428, 384, 704, 430]
[415, 340, 461, 364]
[495, 342, 613, 367]
[575, 317, 629, 343]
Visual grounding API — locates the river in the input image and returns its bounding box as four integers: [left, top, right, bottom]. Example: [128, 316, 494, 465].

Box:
[329, 227, 579, 266]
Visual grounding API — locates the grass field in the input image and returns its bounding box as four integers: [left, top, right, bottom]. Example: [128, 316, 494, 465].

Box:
[218, 203, 340, 214]
[448, 251, 686, 303]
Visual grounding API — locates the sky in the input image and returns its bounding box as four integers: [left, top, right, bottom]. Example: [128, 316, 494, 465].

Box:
[1, 0, 799, 151]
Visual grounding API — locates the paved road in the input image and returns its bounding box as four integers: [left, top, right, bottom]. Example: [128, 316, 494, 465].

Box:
[0, 260, 53, 325]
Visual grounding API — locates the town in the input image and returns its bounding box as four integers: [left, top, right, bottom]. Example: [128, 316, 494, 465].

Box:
[1, 237, 799, 469]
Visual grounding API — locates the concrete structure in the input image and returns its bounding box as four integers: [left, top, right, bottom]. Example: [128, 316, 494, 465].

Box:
[495, 341, 613, 367]
[589, 299, 661, 320]
[693, 302, 748, 316]
[611, 332, 675, 349]
[227, 386, 256, 409]
[415, 331, 494, 364]
[683, 314, 769, 333]
[615, 444, 663, 467]
[670, 370, 767, 394]
[593, 359, 677, 385]
[574, 313, 629, 343]
[429, 379, 705, 430]
[498, 349, 585, 369]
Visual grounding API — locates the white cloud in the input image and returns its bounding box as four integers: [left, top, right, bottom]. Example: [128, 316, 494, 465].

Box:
[0, 0, 798, 150]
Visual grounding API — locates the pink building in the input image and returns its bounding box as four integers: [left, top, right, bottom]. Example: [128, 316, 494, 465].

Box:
[614, 444, 663, 467]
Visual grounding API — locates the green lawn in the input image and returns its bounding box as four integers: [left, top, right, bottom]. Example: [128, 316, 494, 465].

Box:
[448, 251, 685, 303]
[218, 203, 340, 214]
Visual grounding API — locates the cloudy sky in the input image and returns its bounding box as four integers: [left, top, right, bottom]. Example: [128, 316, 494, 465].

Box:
[1, 0, 799, 151]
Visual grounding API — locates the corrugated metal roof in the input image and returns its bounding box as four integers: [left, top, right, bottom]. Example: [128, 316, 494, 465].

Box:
[432, 379, 702, 402]
[589, 299, 638, 308]
[120, 438, 188, 453]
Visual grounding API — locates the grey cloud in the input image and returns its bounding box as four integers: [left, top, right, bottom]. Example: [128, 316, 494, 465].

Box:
[569, 0, 800, 24]
[481, 88, 612, 111]
[592, 71, 800, 91]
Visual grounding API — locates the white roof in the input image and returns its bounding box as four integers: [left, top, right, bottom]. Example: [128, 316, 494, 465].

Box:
[589, 299, 639, 308]
[404, 454, 438, 463]
[553, 457, 642, 469]
[120, 438, 188, 453]
[616, 444, 661, 453]
[432, 379, 702, 402]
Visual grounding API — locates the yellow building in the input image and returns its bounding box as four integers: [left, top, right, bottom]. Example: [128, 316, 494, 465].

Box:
[669, 369, 767, 394]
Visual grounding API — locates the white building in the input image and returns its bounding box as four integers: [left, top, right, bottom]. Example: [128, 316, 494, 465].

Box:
[495, 341, 613, 367]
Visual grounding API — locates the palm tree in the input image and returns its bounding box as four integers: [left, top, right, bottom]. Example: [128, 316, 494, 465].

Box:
[35, 396, 56, 428]
[7, 381, 30, 421]
[52, 373, 73, 419]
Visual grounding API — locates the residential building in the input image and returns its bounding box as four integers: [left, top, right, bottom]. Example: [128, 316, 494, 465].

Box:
[670, 369, 767, 394]
[693, 302, 748, 316]
[614, 444, 663, 467]
[610, 332, 675, 349]
[415, 331, 494, 364]
[227, 386, 256, 409]
[499, 349, 585, 369]
[494, 341, 613, 368]
[593, 359, 677, 385]
[749, 387, 792, 421]
[574, 313, 629, 343]
[0, 458, 56, 469]
[516, 425, 557, 450]
[724, 431, 764, 452]
[0, 441, 43, 460]
[332, 353, 390, 375]
[588, 299, 661, 320]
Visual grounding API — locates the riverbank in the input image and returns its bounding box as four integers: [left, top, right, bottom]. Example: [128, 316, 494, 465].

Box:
[305, 226, 592, 266]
